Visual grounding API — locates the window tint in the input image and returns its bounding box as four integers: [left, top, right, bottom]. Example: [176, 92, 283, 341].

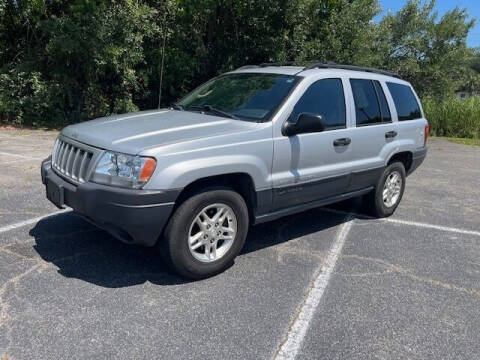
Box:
[350, 79, 382, 126]
[178, 73, 300, 122]
[291, 79, 346, 130]
[373, 81, 391, 122]
[386, 82, 422, 121]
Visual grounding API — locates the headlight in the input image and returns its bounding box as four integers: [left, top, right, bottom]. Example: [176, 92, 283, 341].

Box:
[92, 151, 156, 189]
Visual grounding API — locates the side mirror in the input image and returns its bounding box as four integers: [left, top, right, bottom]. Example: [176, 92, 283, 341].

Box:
[282, 113, 326, 136]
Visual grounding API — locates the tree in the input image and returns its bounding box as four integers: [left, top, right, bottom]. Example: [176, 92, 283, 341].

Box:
[291, 0, 381, 65]
[0, 0, 478, 125]
[377, 0, 475, 98]
[1, 0, 159, 125]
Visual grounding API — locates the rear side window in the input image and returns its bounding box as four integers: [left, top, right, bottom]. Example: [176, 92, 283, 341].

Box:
[373, 81, 391, 122]
[291, 78, 346, 130]
[386, 82, 422, 121]
[350, 79, 383, 126]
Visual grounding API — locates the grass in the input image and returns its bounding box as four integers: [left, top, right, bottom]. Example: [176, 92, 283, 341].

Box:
[423, 95, 480, 140]
[431, 136, 480, 146]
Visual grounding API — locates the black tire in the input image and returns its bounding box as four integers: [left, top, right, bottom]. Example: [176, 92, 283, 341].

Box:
[158, 188, 249, 279]
[364, 162, 406, 218]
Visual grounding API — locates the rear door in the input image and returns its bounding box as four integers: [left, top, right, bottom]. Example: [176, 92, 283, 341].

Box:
[385, 82, 427, 149]
[345, 78, 398, 192]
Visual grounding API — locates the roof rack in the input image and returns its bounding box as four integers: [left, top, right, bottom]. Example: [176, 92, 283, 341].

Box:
[236, 65, 260, 70]
[258, 62, 300, 67]
[304, 62, 400, 78]
[235, 62, 400, 78]
[235, 62, 302, 70]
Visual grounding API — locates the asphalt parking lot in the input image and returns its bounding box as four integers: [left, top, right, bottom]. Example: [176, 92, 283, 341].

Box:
[0, 129, 479, 360]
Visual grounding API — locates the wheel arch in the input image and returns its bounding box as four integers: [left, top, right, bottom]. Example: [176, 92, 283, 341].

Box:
[387, 151, 413, 173]
[174, 173, 258, 223]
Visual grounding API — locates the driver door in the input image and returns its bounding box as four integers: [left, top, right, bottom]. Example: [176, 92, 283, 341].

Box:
[271, 78, 354, 210]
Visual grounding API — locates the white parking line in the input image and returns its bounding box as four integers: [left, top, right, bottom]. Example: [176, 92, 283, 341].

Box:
[321, 208, 480, 237]
[274, 217, 354, 360]
[0, 151, 43, 161]
[385, 218, 480, 237]
[0, 209, 69, 234]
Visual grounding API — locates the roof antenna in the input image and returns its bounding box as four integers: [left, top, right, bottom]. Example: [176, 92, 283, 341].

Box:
[158, 33, 166, 109]
[158, 5, 170, 109]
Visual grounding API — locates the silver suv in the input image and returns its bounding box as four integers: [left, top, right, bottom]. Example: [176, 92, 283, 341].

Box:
[41, 63, 428, 279]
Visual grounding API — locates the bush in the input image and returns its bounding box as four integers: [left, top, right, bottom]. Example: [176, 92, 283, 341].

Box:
[422, 96, 480, 139]
[0, 0, 478, 130]
[0, 69, 66, 127]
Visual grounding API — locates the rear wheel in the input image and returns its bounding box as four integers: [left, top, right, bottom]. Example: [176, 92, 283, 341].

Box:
[159, 189, 249, 279]
[365, 162, 406, 217]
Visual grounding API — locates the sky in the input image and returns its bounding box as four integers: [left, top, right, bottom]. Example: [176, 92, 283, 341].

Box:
[376, 0, 480, 47]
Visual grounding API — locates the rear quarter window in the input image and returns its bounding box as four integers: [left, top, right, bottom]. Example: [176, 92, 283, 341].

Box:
[386, 82, 422, 121]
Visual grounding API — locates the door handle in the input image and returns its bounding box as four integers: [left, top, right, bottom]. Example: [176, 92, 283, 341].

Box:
[385, 131, 398, 138]
[333, 138, 351, 146]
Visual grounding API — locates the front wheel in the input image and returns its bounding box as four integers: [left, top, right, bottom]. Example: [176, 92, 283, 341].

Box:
[159, 189, 249, 279]
[365, 162, 406, 218]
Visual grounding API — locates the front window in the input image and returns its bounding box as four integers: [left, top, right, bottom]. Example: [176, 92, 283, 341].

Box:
[177, 73, 300, 121]
[291, 78, 346, 130]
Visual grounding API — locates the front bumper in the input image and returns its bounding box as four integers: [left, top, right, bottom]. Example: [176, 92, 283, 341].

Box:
[41, 157, 179, 247]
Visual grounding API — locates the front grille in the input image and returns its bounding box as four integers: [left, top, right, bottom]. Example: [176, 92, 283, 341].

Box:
[52, 139, 94, 183]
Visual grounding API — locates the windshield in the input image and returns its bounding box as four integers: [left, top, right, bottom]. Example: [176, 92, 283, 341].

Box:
[176, 73, 300, 121]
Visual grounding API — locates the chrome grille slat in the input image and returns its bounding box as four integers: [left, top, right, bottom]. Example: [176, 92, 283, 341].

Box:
[60, 144, 70, 172]
[59, 142, 66, 166]
[78, 151, 89, 182]
[65, 146, 75, 175]
[52, 140, 60, 165]
[52, 139, 94, 183]
[56, 142, 66, 167]
[71, 148, 82, 179]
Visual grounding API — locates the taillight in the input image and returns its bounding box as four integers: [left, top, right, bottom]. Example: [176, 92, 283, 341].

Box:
[424, 123, 430, 146]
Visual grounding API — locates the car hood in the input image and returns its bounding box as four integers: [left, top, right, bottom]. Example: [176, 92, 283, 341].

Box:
[61, 109, 257, 154]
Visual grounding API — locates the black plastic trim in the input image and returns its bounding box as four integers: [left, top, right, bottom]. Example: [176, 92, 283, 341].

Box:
[408, 147, 427, 175]
[347, 166, 385, 192]
[255, 189, 273, 216]
[272, 173, 350, 211]
[254, 187, 373, 224]
[267, 165, 385, 214]
[41, 158, 179, 247]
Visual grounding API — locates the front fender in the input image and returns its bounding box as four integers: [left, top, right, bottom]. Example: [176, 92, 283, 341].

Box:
[146, 155, 271, 191]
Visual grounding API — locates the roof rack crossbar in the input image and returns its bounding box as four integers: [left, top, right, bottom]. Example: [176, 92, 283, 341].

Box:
[235, 62, 400, 78]
[305, 62, 399, 78]
[235, 62, 305, 71]
[236, 65, 260, 70]
[258, 62, 299, 67]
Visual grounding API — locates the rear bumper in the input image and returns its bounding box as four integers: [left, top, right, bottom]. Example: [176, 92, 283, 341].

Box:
[408, 147, 427, 175]
[41, 157, 179, 247]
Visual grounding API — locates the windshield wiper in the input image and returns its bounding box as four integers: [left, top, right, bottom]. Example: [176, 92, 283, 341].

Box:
[187, 104, 238, 120]
[172, 103, 184, 111]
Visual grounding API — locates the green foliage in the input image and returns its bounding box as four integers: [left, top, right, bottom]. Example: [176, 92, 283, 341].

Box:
[0, 69, 64, 126]
[0, 0, 478, 133]
[377, 0, 475, 98]
[292, 0, 381, 65]
[1, 0, 158, 126]
[432, 136, 480, 146]
[423, 95, 480, 139]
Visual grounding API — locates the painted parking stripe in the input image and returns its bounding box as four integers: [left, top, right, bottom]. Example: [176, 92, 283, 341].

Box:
[0, 151, 43, 161]
[321, 208, 480, 237]
[385, 218, 480, 237]
[274, 217, 355, 360]
[0, 209, 70, 234]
